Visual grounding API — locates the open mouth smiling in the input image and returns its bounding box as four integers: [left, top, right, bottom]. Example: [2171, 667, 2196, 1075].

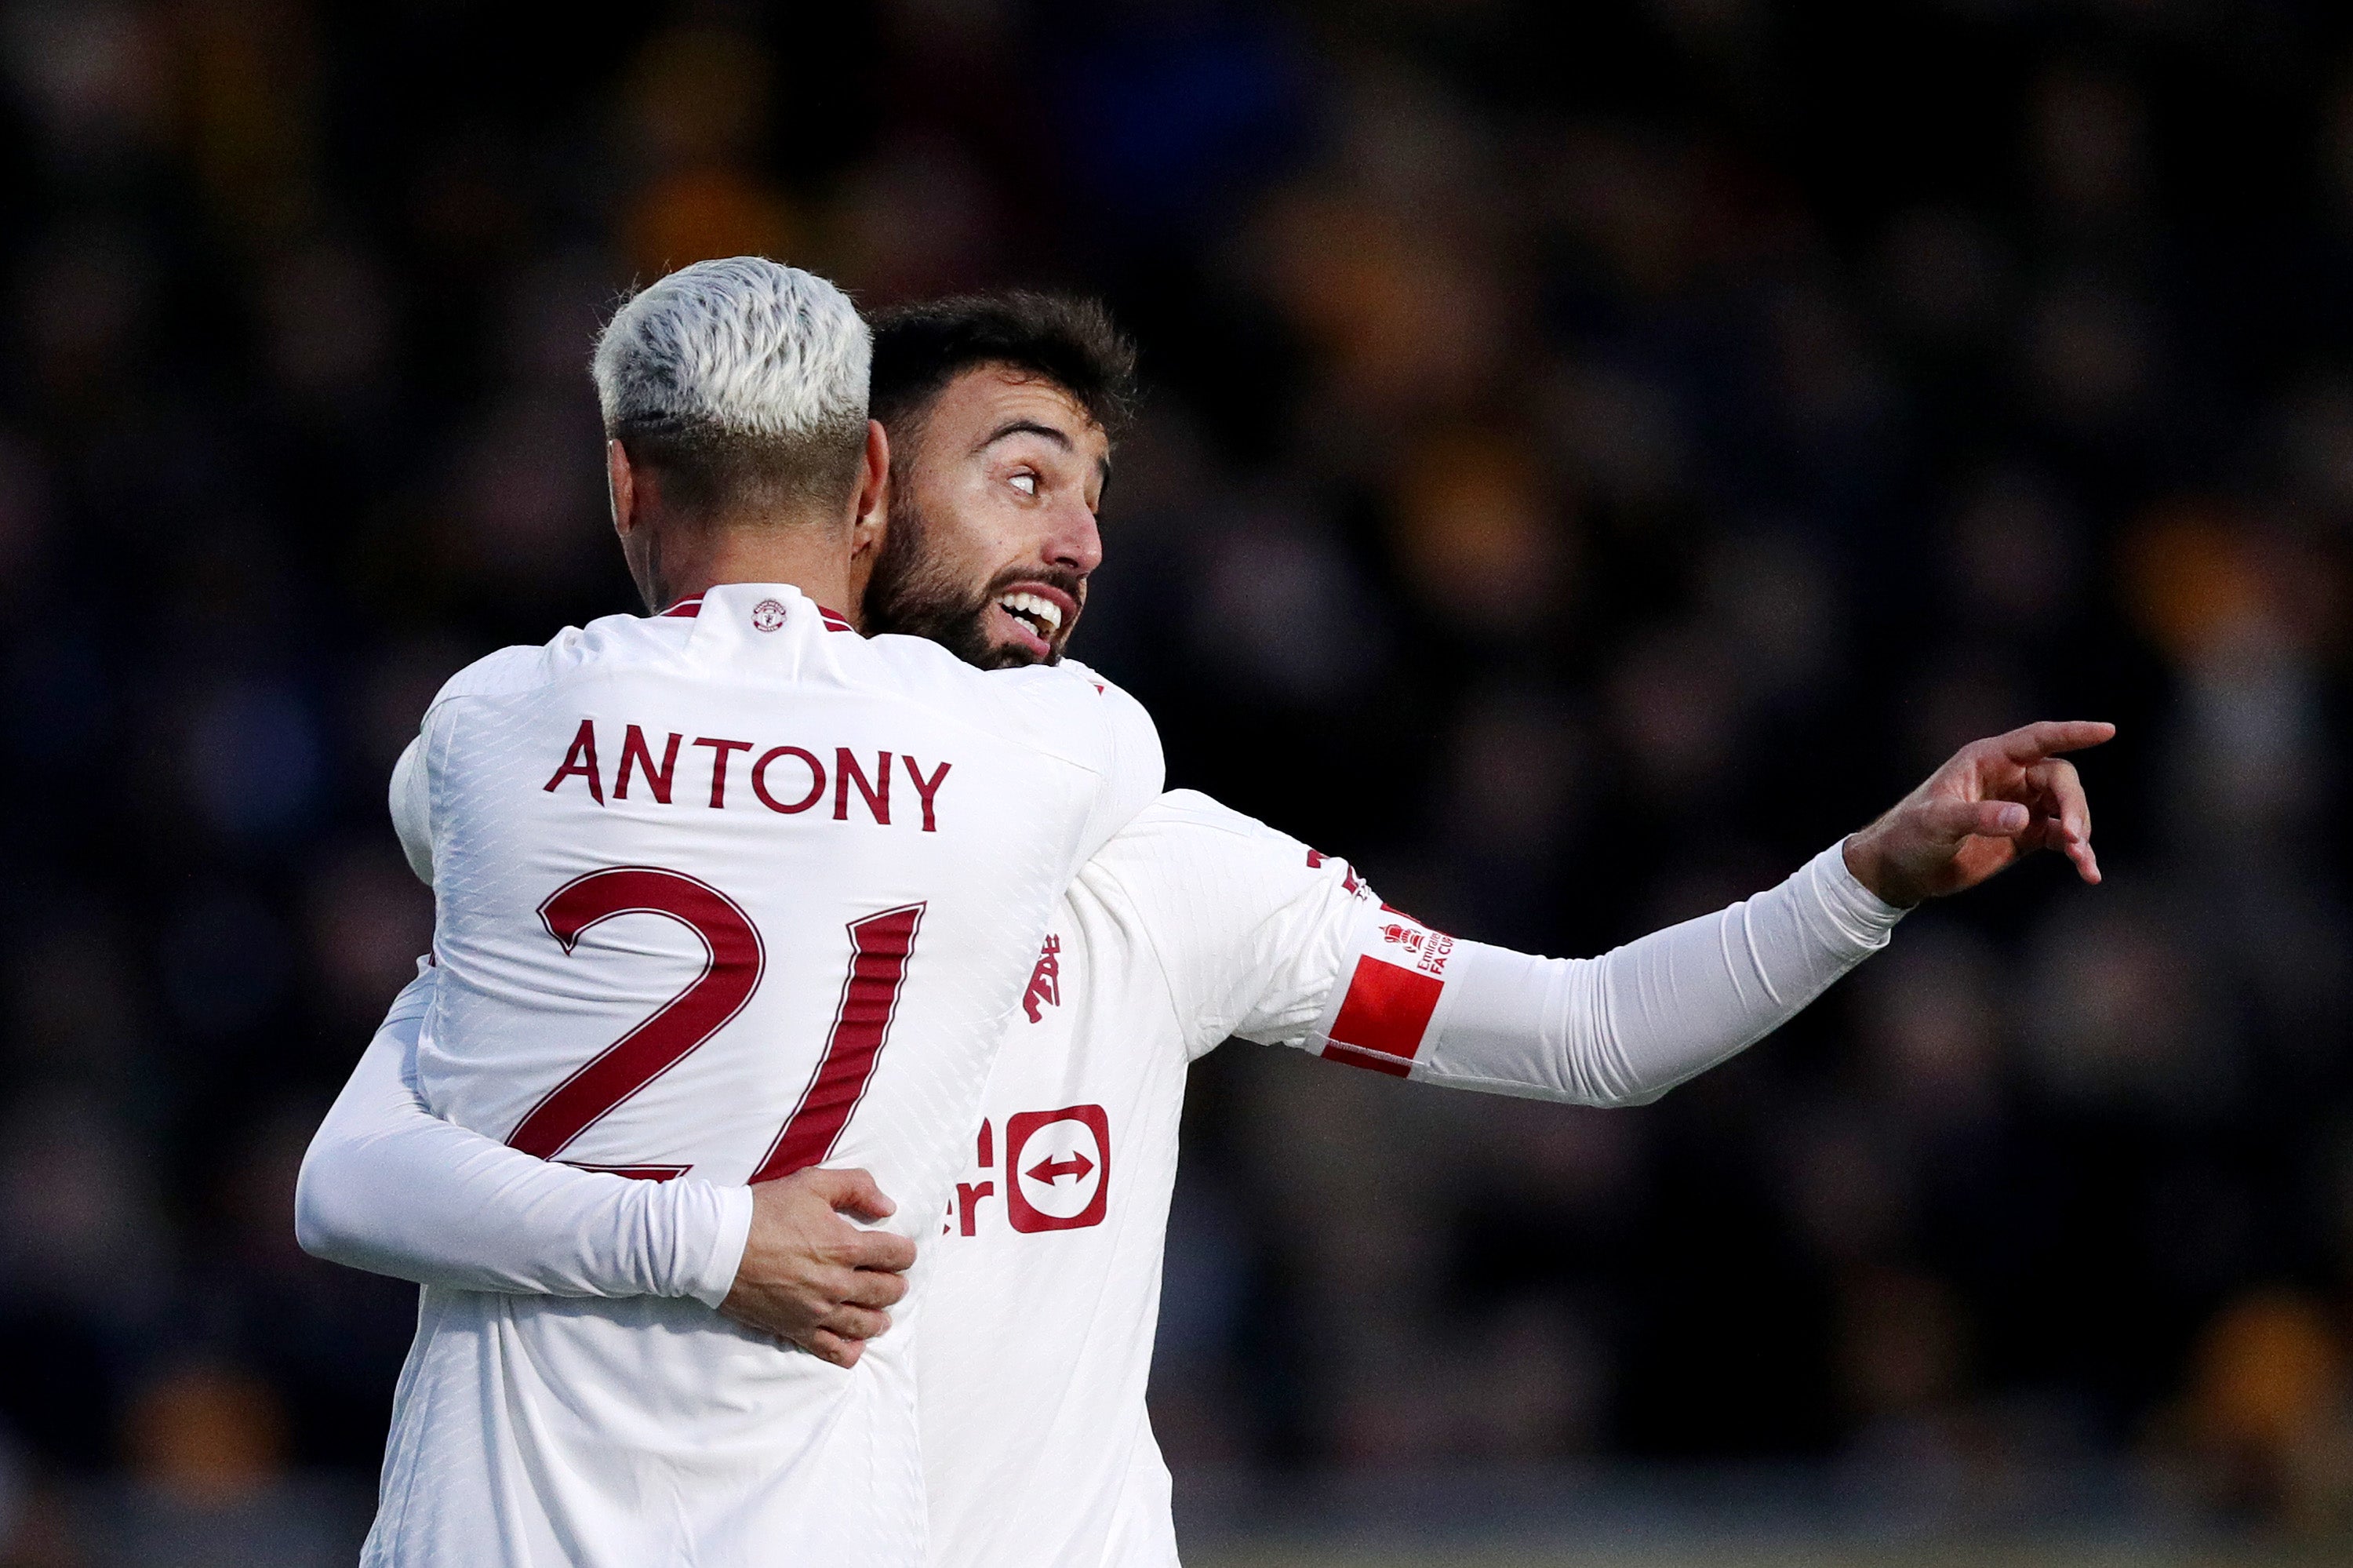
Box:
[988, 583, 1079, 660]
[996, 590, 1064, 640]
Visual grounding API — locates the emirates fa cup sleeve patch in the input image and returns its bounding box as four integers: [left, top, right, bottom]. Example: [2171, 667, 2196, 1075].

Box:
[1316, 907, 1454, 1077]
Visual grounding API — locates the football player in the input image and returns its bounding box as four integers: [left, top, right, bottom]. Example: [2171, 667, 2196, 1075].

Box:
[351, 264, 1161, 1566]
[303, 290, 2109, 1567]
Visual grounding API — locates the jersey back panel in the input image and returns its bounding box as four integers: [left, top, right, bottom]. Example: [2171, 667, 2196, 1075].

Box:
[375, 584, 1140, 1568]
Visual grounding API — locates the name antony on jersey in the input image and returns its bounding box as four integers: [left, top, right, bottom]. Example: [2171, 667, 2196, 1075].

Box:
[542, 719, 955, 830]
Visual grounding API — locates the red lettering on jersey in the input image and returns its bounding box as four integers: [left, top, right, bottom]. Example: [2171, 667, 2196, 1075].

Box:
[750, 904, 925, 1181]
[955, 1181, 995, 1236]
[1004, 1104, 1110, 1232]
[901, 755, 951, 831]
[544, 719, 606, 803]
[508, 868, 765, 1161]
[976, 1118, 994, 1168]
[1023, 935, 1062, 1023]
[551, 721, 953, 829]
[835, 749, 892, 824]
[693, 737, 754, 807]
[751, 746, 825, 814]
[1321, 956, 1442, 1077]
[615, 726, 682, 803]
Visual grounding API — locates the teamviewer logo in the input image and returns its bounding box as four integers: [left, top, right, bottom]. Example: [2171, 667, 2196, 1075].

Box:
[1002, 1104, 1110, 1232]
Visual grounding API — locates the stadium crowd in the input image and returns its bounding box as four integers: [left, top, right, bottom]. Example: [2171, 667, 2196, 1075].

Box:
[0, 0, 2350, 1555]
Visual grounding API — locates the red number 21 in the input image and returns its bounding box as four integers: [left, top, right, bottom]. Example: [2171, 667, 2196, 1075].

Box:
[504, 867, 922, 1182]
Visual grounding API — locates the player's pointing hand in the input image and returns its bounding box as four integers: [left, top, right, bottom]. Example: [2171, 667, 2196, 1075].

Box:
[1841, 720, 2117, 908]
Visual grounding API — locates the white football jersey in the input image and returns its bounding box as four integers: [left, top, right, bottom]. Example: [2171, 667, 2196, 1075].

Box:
[917, 790, 1404, 1568]
[368, 582, 1160, 1568]
[910, 804, 1897, 1568]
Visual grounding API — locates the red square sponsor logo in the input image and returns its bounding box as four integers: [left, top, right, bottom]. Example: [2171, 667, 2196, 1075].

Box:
[1323, 955, 1442, 1066]
[1004, 1104, 1111, 1232]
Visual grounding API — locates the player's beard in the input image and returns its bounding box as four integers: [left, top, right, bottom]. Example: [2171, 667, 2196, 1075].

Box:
[865, 490, 1084, 670]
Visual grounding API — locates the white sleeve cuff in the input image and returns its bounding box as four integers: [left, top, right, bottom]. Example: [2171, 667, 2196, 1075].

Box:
[1813, 837, 1909, 944]
[678, 1182, 755, 1309]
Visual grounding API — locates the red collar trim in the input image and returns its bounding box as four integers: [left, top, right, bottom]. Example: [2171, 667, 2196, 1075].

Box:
[659, 594, 855, 631]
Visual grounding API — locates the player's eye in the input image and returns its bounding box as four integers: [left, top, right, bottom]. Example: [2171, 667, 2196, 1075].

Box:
[1009, 472, 1038, 497]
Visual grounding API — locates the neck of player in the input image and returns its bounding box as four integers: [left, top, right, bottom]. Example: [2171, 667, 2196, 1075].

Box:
[607, 433, 883, 624]
[647, 522, 860, 621]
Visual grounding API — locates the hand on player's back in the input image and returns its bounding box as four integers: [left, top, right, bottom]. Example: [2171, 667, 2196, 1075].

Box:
[1842, 720, 2117, 908]
[719, 1166, 917, 1368]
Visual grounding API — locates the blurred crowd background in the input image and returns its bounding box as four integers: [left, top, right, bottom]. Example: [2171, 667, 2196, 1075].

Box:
[0, 0, 2351, 1559]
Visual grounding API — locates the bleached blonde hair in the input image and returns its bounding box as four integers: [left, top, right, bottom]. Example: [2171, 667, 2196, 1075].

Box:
[592, 257, 871, 522]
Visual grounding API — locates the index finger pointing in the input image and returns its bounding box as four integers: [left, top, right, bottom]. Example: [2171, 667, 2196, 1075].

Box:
[1997, 721, 2117, 764]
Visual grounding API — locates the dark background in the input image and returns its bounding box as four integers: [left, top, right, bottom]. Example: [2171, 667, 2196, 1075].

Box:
[0, 0, 2349, 1553]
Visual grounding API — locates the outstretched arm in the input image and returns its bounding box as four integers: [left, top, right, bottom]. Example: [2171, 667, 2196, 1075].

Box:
[1213, 722, 2115, 1104]
[1408, 839, 1901, 1104]
[296, 964, 915, 1366]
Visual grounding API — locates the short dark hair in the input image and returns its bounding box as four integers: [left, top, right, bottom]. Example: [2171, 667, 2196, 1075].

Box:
[869, 293, 1140, 453]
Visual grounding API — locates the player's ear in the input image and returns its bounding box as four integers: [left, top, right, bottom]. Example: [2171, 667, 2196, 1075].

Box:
[849, 420, 889, 555]
[606, 439, 638, 538]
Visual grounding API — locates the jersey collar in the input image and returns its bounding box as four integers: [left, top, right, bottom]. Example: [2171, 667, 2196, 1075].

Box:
[660, 594, 854, 632]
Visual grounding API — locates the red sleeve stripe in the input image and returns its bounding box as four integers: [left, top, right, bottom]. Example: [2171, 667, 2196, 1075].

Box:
[1318, 955, 1442, 1075]
[1321, 1040, 1413, 1079]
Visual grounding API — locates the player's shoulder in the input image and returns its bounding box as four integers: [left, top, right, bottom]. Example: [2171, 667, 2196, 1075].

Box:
[855, 640, 1154, 774]
[1051, 657, 1160, 776]
[1083, 788, 1357, 926]
[420, 610, 682, 713]
[1077, 788, 1373, 1057]
[423, 642, 555, 711]
[1098, 788, 1299, 860]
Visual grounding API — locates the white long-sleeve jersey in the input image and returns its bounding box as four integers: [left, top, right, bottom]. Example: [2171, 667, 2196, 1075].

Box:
[363, 582, 1160, 1568]
[302, 791, 1900, 1568]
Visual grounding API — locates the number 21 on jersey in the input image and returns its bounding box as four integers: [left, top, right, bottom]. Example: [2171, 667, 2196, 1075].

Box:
[502, 865, 922, 1182]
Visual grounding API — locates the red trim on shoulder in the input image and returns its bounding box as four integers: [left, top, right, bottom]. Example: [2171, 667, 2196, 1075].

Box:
[660, 595, 704, 619]
[818, 606, 854, 632]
